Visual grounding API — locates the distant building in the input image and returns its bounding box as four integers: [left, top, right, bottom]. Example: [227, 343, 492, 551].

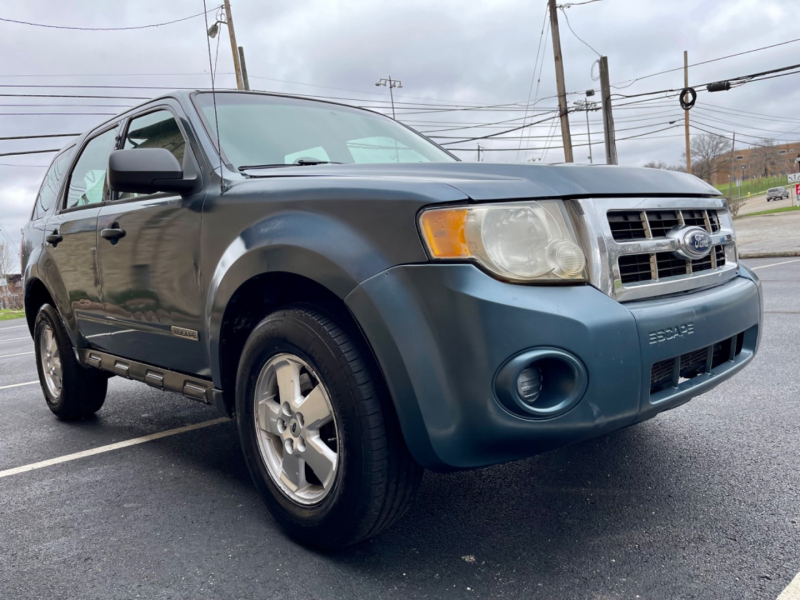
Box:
[711, 141, 800, 186]
[0, 273, 22, 309]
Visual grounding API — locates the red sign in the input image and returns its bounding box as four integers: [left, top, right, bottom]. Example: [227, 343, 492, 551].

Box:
[796, 184, 800, 196]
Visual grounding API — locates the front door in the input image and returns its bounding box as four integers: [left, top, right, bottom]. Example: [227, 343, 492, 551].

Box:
[42, 126, 119, 343]
[94, 107, 208, 377]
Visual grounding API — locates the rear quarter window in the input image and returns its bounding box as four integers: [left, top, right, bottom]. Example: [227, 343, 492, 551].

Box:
[32, 148, 74, 220]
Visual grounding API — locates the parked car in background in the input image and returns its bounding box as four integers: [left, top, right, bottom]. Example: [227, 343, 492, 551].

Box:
[21, 90, 762, 549]
[766, 186, 789, 201]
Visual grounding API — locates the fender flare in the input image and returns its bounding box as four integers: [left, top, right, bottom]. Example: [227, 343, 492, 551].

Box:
[204, 210, 399, 387]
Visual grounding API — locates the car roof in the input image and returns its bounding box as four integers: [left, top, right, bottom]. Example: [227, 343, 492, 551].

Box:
[85, 89, 391, 136]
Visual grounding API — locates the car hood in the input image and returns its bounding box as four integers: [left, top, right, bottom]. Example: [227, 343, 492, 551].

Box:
[240, 161, 720, 201]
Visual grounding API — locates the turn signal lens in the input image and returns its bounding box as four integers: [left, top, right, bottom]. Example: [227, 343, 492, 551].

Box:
[419, 208, 470, 258]
[418, 200, 586, 283]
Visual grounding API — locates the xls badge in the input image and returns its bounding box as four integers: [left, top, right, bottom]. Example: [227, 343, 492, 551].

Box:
[171, 326, 199, 341]
[648, 322, 694, 345]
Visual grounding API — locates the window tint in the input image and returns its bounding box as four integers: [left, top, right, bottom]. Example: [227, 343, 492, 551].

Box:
[194, 92, 454, 169]
[34, 148, 73, 219]
[124, 110, 186, 165]
[65, 127, 118, 209]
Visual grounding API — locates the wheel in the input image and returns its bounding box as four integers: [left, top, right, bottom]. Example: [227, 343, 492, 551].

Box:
[34, 304, 107, 420]
[235, 304, 423, 549]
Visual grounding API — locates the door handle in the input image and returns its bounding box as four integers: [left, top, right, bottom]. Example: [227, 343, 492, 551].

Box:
[45, 230, 63, 246]
[100, 224, 126, 243]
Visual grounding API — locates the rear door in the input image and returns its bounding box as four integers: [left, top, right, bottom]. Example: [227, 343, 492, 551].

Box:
[41, 126, 119, 342]
[94, 105, 208, 376]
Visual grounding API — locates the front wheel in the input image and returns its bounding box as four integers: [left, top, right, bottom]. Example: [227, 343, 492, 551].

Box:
[235, 304, 423, 549]
[34, 304, 107, 420]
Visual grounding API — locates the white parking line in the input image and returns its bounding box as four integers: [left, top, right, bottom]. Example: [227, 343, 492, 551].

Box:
[0, 351, 34, 359]
[0, 381, 38, 390]
[0, 336, 31, 343]
[0, 417, 229, 480]
[777, 572, 800, 600]
[0, 325, 27, 330]
[751, 258, 800, 271]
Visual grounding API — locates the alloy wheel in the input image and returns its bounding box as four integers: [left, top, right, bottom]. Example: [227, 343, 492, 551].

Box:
[253, 353, 339, 505]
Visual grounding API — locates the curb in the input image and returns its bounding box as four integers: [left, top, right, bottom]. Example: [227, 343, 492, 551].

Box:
[739, 251, 800, 258]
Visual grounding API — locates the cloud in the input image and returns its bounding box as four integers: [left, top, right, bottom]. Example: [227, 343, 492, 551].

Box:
[1, 0, 799, 254]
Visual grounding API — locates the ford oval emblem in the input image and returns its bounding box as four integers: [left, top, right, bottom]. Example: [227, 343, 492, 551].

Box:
[680, 227, 713, 260]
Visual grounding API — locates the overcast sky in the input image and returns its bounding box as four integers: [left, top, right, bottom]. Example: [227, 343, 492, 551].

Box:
[1, 0, 799, 265]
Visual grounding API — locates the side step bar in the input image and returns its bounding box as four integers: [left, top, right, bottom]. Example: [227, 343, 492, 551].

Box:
[76, 348, 222, 408]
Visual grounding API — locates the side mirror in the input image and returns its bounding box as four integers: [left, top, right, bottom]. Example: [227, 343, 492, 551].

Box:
[108, 148, 196, 195]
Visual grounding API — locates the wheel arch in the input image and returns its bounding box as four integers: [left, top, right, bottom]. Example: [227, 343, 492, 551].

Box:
[213, 271, 382, 417]
[24, 277, 55, 336]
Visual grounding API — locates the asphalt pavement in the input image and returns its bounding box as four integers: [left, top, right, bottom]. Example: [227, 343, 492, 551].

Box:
[0, 259, 798, 599]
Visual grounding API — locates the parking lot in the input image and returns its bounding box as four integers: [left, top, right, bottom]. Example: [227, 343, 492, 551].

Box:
[0, 258, 798, 599]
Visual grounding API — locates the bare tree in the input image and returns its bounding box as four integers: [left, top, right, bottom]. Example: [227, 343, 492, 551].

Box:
[681, 133, 731, 183]
[643, 160, 686, 172]
[643, 160, 669, 169]
[750, 138, 781, 178]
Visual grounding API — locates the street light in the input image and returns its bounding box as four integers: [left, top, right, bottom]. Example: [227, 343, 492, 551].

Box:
[375, 76, 402, 119]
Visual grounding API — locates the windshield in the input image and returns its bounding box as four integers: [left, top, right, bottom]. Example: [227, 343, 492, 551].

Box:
[193, 92, 455, 169]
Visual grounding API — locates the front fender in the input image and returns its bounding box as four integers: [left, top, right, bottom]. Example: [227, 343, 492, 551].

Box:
[205, 210, 414, 387]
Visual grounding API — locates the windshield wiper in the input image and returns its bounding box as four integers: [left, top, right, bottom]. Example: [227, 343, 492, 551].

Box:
[238, 160, 343, 171]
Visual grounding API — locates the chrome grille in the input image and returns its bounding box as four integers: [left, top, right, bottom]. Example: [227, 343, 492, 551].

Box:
[646, 210, 680, 238]
[570, 197, 738, 302]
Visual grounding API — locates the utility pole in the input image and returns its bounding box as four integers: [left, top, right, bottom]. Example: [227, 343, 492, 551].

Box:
[477, 144, 482, 162]
[728, 131, 736, 201]
[598, 56, 617, 165]
[684, 50, 691, 173]
[238, 46, 250, 90]
[375, 76, 402, 119]
[223, 0, 244, 90]
[547, 0, 573, 163]
[573, 97, 597, 163]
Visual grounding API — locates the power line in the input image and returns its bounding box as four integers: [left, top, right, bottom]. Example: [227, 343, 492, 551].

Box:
[0, 112, 116, 116]
[0, 133, 79, 141]
[612, 61, 800, 102]
[448, 124, 683, 153]
[517, 5, 550, 160]
[610, 35, 800, 89]
[558, 5, 601, 57]
[0, 7, 221, 31]
[0, 93, 149, 100]
[0, 163, 49, 168]
[438, 111, 563, 145]
[0, 149, 60, 157]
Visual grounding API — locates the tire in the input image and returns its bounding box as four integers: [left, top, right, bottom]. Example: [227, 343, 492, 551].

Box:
[34, 304, 107, 420]
[235, 304, 423, 549]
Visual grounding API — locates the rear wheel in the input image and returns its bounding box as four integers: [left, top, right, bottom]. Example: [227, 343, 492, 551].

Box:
[236, 304, 423, 549]
[34, 304, 107, 420]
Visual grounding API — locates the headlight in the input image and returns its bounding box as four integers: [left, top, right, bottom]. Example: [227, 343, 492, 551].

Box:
[418, 200, 586, 283]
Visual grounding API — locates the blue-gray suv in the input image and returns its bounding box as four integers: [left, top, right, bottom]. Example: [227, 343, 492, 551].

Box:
[21, 90, 762, 548]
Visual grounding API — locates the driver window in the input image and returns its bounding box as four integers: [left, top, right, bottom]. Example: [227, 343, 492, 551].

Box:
[120, 110, 187, 199]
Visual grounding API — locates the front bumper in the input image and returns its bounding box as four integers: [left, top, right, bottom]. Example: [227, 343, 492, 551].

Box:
[345, 264, 762, 471]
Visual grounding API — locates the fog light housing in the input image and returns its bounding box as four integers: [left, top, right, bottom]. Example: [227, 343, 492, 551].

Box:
[495, 348, 588, 419]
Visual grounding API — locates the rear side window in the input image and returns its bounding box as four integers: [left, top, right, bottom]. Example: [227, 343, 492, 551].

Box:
[33, 148, 73, 220]
[65, 127, 119, 209]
